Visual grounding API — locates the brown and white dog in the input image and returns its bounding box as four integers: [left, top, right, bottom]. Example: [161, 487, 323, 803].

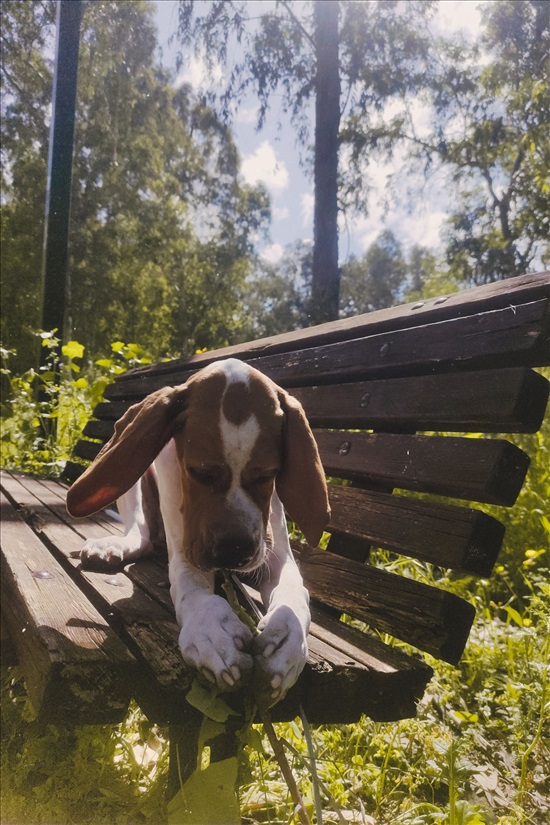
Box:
[66, 358, 330, 705]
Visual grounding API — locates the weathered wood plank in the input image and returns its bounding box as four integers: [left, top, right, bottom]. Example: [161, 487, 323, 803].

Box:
[104, 298, 549, 399]
[0, 491, 134, 724]
[3, 474, 435, 723]
[316, 431, 530, 505]
[295, 368, 549, 433]
[294, 544, 476, 665]
[327, 486, 504, 575]
[1, 473, 192, 722]
[87, 367, 549, 438]
[114, 272, 550, 387]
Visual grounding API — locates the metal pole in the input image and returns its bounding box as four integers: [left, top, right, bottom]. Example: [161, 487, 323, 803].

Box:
[40, 0, 82, 343]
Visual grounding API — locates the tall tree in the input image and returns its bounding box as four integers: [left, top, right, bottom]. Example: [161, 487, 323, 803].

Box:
[1, 0, 56, 369]
[175, 0, 434, 323]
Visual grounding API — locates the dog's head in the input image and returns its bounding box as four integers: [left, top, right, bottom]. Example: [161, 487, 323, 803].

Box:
[67, 359, 330, 572]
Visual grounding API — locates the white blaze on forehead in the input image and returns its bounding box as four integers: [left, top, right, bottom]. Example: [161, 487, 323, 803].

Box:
[218, 362, 263, 533]
[220, 411, 260, 483]
[218, 358, 260, 483]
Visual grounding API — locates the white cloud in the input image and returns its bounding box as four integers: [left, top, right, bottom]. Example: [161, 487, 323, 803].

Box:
[235, 106, 260, 126]
[174, 55, 224, 91]
[261, 243, 284, 264]
[241, 141, 289, 192]
[273, 205, 290, 222]
[435, 0, 483, 40]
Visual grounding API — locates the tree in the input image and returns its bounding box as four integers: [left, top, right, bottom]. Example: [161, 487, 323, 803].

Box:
[174, 0, 434, 323]
[1, 0, 56, 369]
[439, 0, 550, 283]
[1, 0, 270, 368]
[339, 231, 407, 317]
[343, 0, 549, 284]
[312, 0, 340, 321]
[240, 241, 314, 339]
[338, 231, 447, 317]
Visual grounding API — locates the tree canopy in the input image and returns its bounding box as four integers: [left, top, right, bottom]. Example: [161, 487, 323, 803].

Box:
[1, 0, 548, 371]
[1, 0, 269, 369]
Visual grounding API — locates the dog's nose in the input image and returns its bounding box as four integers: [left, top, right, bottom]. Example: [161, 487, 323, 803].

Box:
[212, 535, 257, 570]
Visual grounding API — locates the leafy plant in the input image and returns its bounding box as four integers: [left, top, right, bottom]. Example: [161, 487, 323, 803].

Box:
[1, 332, 153, 475]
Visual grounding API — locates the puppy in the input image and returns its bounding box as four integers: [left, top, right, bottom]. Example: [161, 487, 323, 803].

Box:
[67, 358, 330, 705]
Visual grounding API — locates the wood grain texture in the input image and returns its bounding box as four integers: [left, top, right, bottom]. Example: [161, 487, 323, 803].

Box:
[104, 298, 549, 399]
[294, 544, 475, 665]
[316, 431, 530, 505]
[327, 486, 504, 576]
[0, 489, 134, 724]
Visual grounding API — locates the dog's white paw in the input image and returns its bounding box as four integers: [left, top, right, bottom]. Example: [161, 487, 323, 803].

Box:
[80, 535, 151, 568]
[253, 605, 308, 706]
[178, 595, 254, 691]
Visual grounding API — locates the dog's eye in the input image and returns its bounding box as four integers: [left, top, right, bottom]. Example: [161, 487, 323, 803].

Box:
[188, 466, 221, 486]
[250, 471, 277, 486]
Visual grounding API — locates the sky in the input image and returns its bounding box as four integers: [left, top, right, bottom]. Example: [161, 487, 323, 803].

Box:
[154, 0, 484, 265]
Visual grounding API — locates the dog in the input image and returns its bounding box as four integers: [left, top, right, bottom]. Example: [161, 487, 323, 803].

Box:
[66, 358, 330, 705]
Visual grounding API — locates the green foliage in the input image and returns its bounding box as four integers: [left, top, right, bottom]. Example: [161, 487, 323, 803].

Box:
[1, 0, 270, 370]
[0, 332, 152, 474]
[0, 678, 168, 825]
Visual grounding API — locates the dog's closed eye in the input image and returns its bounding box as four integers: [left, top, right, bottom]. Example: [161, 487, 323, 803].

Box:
[187, 465, 227, 488]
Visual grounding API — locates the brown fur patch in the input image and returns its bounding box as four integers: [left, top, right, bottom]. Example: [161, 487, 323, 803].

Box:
[222, 381, 253, 425]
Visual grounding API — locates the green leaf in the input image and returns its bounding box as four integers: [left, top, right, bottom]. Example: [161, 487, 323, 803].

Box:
[167, 757, 239, 825]
[504, 605, 523, 627]
[62, 341, 85, 360]
[198, 716, 227, 751]
[111, 341, 125, 353]
[185, 680, 238, 723]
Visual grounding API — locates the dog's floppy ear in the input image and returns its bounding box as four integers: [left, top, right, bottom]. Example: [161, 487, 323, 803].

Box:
[275, 390, 330, 547]
[66, 384, 189, 518]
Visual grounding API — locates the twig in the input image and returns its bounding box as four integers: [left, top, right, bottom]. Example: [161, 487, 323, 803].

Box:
[300, 705, 323, 825]
[263, 714, 311, 825]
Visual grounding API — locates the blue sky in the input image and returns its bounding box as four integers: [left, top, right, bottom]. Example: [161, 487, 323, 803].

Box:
[153, 0, 483, 264]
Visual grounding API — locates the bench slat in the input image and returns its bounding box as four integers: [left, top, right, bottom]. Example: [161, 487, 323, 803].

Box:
[103, 299, 549, 399]
[90, 367, 549, 435]
[294, 544, 475, 665]
[327, 487, 504, 575]
[294, 368, 549, 433]
[0, 488, 134, 724]
[114, 272, 550, 385]
[316, 431, 530, 506]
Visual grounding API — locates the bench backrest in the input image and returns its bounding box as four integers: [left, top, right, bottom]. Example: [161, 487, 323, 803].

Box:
[65, 272, 550, 668]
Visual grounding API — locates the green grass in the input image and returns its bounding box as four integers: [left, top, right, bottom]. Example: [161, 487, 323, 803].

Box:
[1, 342, 548, 825]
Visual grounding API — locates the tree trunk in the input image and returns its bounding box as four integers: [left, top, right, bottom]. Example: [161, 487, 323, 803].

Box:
[312, 0, 340, 324]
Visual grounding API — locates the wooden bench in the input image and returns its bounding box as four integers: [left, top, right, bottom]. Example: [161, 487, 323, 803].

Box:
[2, 272, 549, 790]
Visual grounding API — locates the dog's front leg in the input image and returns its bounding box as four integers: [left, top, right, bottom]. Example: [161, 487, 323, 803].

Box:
[254, 493, 310, 705]
[169, 553, 254, 692]
[80, 475, 154, 568]
[155, 440, 254, 692]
